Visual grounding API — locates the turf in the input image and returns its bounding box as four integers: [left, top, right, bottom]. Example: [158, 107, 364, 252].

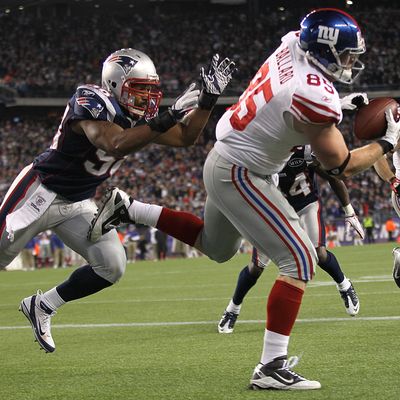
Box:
[1, 242, 399, 400]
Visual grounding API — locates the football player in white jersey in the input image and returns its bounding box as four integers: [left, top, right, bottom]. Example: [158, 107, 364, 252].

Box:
[89, 8, 400, 390]
[374, 152, 400, 287]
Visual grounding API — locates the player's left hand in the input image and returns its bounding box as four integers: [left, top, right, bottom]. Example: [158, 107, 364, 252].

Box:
[198, 54, 237, 110]
[200, 54, 237, 95]
[340, 92, 369, 111]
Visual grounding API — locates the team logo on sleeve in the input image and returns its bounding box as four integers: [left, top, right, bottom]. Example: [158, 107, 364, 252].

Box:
[108, 55, 138, 75]
[76, 96, 104, 119]
[317, 25, 339, 45]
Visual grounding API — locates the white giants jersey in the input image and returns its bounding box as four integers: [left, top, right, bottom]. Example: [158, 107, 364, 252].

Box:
[214, 31, 342, 175]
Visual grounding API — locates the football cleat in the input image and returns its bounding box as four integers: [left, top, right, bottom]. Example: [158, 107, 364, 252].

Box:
[19, 290, 56, 353]
[339, 282, 360, 316]
[392, 248, 400, 288]
[218, 310, 239, 334]
[88, 187, 133, 242]
[250, 356, 321, 390]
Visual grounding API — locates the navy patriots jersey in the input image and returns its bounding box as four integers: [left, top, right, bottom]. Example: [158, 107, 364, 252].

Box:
[278, 145, 319, 212]
[33, 84, 136, 201]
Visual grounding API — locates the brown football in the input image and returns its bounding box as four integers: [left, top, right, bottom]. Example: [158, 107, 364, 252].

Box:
[353, 97, 400, 140]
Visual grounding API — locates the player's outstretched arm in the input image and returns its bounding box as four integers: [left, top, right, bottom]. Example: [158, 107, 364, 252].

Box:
[76, 54, 236, 155]
[299, 109, 400, 179]
[75, 83, 201, 155]
[154, 54, 237, 147]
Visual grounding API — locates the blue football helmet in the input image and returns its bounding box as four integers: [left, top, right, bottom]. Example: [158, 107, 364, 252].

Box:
[299, 8, 365, 84]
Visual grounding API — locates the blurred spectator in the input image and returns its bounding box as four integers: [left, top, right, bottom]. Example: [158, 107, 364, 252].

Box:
[363, 214, 375, 244]
[21, 238, 36, 271]
[155, 229, 168, 261]
[385, 217, 397, 242]
[37, 231, 53, 268]
[123, 225, 140, 263]
[50, 232, 65, 269]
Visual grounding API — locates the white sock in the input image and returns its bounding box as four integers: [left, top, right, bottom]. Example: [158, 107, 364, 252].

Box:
[261, 329, 290, 365]
[41, 287, 66, 310]
[337, 277, 351, 291]
[226, 299, 242, 314]
[128, 200, 162, 227]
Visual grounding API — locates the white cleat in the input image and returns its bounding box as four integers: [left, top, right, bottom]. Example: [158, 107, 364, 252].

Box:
[339, 282, 360, 316]
[88, 187, 133, 242]
[217, 310, 238, 334]
[250, 356, 321, 390]
[19, 290, 56, 353]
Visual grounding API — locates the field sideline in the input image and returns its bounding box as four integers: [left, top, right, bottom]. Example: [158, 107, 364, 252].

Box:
[1, 242, 399, 400]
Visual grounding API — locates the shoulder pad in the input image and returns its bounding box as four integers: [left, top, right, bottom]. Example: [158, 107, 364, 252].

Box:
[73, 84, 117, 121]
[290, 75, 342, 125]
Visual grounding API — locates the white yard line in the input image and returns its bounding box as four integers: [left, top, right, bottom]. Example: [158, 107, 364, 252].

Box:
[1, 315, 400, 331]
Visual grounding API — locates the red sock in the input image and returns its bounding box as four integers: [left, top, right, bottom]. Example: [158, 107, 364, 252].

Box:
[156, 208, 204, 247]
[266, 280, 304, 336]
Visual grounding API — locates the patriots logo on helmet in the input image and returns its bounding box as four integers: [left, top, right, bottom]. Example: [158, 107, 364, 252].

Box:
[108, 55, 138, 75]
[76, 97, 104, 119]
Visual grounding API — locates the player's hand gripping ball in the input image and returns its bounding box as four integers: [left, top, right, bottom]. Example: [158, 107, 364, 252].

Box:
[354, 97, 400, 140]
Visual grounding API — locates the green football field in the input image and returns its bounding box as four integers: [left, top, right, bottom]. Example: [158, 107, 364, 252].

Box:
[1, 242, 399, 400]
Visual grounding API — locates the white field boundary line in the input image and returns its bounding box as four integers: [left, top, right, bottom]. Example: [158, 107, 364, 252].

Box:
[1, 315, 400, 331]
[1, 289, 399, 309]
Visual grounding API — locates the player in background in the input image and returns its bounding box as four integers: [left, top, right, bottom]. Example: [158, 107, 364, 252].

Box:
[373, 153, 400, 287]
[217, 145, 364, 335]
[0, 49, 236, 353]
[89, 9, 400, 389]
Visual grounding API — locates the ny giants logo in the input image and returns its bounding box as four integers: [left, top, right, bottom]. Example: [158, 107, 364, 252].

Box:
[317, 25, 339, 45]
[108, 55, 138, 75]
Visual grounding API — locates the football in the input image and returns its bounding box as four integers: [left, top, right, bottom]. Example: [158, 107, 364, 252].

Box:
[353, 97, 400, 140]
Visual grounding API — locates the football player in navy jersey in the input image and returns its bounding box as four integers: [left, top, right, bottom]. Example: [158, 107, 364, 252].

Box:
[217, 145, 364, 334]
[0, 48, 236, 353]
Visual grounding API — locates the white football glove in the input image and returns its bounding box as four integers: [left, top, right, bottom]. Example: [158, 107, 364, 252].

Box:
[343, 204, 365, 239]
[339, 92, 369, 110]
[170, 82, 200, 121]
[381, 107, 400, 148]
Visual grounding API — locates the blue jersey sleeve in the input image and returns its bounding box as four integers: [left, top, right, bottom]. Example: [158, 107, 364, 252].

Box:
[71, 86, 109, 121]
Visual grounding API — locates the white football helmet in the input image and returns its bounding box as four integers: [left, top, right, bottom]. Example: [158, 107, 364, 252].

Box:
[102, 48, 162, 119]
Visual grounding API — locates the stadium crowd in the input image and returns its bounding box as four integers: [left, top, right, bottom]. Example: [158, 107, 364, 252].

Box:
[0, 3, 399, 97]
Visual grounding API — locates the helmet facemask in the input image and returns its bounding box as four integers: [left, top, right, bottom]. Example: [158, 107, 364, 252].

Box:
[120, 78, 162, 120]
[305, 41, 365, 85]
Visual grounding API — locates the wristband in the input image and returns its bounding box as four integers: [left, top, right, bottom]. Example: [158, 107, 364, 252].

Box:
[342, 204, 355, 216]
[377, 139, 394, 154]
[198, 91, 219, 110]
[147, 109, 176, 133]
